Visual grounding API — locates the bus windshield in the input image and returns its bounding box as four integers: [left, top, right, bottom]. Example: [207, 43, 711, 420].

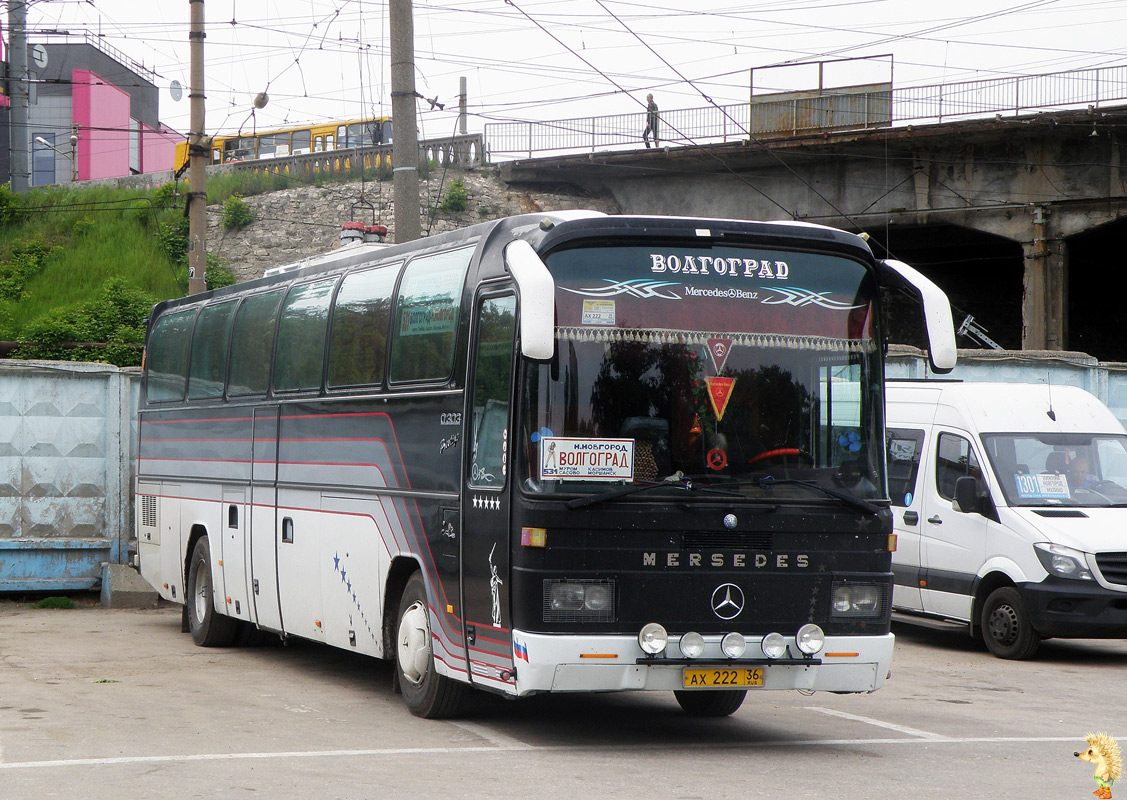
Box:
[520, 243, 883, 502]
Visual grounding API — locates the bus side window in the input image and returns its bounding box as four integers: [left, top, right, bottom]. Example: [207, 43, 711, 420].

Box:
[886, 427, 925, 506]
[211, 148, 221, 164]
[469, 296, 517, 488]
[327, 264, 401, 388]
[228, 290, 284, 396]
[187, 300, 237, 400]
[292, 129, 311, 155]
[325, 134, 334, 151]
[274, 278, 336, 392]
[146, 308, 197, 403]
[389, 247, 474, 384]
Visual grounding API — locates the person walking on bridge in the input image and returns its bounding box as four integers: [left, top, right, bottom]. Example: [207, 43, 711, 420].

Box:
[643, 94, 659, 148]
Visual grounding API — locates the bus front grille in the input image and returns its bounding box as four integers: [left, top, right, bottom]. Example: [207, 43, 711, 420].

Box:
[681, 531, 774, 550]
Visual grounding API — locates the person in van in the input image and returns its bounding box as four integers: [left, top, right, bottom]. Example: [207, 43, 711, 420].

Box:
[1066, 455, 1099, 491]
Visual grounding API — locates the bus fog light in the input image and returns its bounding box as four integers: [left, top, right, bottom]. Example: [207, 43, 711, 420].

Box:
[796, 623, 825, 655]
[638, 623, 668, 655]
[761, 632, 786, 659]
[679, 631, 705, 659]
[721, 632, 747, 658]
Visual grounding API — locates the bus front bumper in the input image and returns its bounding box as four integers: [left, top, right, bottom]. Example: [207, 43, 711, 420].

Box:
[509, 631, 895, 697]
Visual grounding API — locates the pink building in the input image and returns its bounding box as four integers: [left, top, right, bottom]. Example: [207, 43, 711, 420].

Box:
[2, 32, 180, 186]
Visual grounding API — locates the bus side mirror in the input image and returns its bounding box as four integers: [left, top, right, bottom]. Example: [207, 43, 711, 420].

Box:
[954, 475, 979, 514]
[878, 259, 957, 373]
[504, 239, 555, 360]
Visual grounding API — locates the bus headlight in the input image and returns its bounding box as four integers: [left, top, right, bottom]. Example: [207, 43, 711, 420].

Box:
[543, 579, 615, 621]
[721, 632, 747, 658]
[638, 623, 668, 655]
[679, 631, 705, 658]
[832, 582, 885, 617]
[796, 623, 825, 656]
[761, 632, 787, 659]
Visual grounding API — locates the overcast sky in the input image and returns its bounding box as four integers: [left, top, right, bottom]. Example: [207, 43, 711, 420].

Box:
[17, 0, 1127, 139]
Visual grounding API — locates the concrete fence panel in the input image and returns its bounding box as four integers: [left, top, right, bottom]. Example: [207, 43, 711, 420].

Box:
[0, 361, 138, 592]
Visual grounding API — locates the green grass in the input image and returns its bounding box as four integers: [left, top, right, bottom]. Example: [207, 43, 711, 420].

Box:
[0, 162, 428, 348]
[0, 183, 185, 342]
[33, 596, 76, 609]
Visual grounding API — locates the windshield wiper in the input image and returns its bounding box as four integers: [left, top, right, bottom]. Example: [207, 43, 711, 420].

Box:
[745, 476, 882, 516]
[565, 472, 741, 509]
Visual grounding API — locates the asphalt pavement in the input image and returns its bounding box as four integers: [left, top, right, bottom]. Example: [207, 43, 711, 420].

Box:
[1, 596, 1124, 799]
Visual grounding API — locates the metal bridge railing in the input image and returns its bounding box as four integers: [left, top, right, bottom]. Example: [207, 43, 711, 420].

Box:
[486, 64, 1127, 159]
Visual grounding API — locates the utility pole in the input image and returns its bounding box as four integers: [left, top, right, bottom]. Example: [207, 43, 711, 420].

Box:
[459, 76, 467, 135]
[8, 0, 30, 193]
[186, 0, 208, 296]
[390, 0, 420, 243]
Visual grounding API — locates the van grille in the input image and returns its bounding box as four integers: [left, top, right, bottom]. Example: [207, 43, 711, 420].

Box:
[1095, 552, 1127, 586]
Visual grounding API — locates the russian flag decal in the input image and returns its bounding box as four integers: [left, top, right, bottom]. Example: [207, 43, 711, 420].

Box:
[514, 642, 529, 661]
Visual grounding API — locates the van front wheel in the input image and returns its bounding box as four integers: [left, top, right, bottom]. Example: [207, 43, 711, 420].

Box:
[980, 586, 1040, 660]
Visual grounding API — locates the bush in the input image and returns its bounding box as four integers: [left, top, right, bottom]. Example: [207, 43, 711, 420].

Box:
[0, 182, 23, 227]
[206, 262, 237, 291]
[221, 194, 253, 229]
[16, 277, 154, 366]
[440, 179, 467, 212]
[0, 239, 53, 301]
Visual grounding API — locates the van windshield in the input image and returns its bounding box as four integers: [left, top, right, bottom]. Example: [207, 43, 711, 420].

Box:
[981, 433, 1127, 507]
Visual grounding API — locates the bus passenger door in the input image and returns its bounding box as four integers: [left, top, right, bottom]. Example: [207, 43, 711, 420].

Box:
[461, 293, 518, 687]
[249, 406, 283, 632]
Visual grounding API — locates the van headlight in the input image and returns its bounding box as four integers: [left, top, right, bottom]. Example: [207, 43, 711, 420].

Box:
[1033, 543, 1093, 580]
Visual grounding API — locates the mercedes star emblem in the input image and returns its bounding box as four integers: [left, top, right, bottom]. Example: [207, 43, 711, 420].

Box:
[711, 583, 745, 620]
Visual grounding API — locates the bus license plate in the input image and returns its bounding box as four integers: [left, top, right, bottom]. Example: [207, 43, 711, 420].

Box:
[683, 667, 764, 688]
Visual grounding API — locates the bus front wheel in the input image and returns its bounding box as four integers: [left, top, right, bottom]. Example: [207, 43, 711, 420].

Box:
[674, 689, 746, 717]
[186, 536, 240, 647]
[396, 571, 467, 718]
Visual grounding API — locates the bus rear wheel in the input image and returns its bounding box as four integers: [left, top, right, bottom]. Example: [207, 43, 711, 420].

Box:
[186, 536, 240, 647]
[674, 689, 747, 717]
[396, 571, 467, 718]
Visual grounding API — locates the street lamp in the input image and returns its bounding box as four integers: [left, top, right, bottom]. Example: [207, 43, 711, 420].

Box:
[33, 133, 79, 183]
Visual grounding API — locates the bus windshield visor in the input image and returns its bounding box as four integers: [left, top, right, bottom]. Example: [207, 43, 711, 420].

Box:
[982, 432, 1127, 507]
[520, 244, 883, 502]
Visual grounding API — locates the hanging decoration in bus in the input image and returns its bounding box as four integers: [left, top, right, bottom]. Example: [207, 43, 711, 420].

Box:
[540, 437, 634, 481]
[706, 336, 733, 372]
[705, 377, 736, 421]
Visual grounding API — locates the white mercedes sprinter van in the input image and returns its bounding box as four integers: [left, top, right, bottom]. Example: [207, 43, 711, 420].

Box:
[885, 381, 1127, 659]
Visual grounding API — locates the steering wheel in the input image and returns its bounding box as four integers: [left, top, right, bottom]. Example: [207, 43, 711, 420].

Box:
[747, 447, 815, 467]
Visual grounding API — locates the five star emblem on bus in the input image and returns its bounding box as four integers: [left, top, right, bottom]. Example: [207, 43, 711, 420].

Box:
[473, 495, 502, 510]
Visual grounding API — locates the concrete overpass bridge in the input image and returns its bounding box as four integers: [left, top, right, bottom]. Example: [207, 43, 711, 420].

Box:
[499, 97, 1127, 361]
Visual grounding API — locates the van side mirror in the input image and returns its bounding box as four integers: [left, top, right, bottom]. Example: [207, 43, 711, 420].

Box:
[954, 475, 978, 514]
